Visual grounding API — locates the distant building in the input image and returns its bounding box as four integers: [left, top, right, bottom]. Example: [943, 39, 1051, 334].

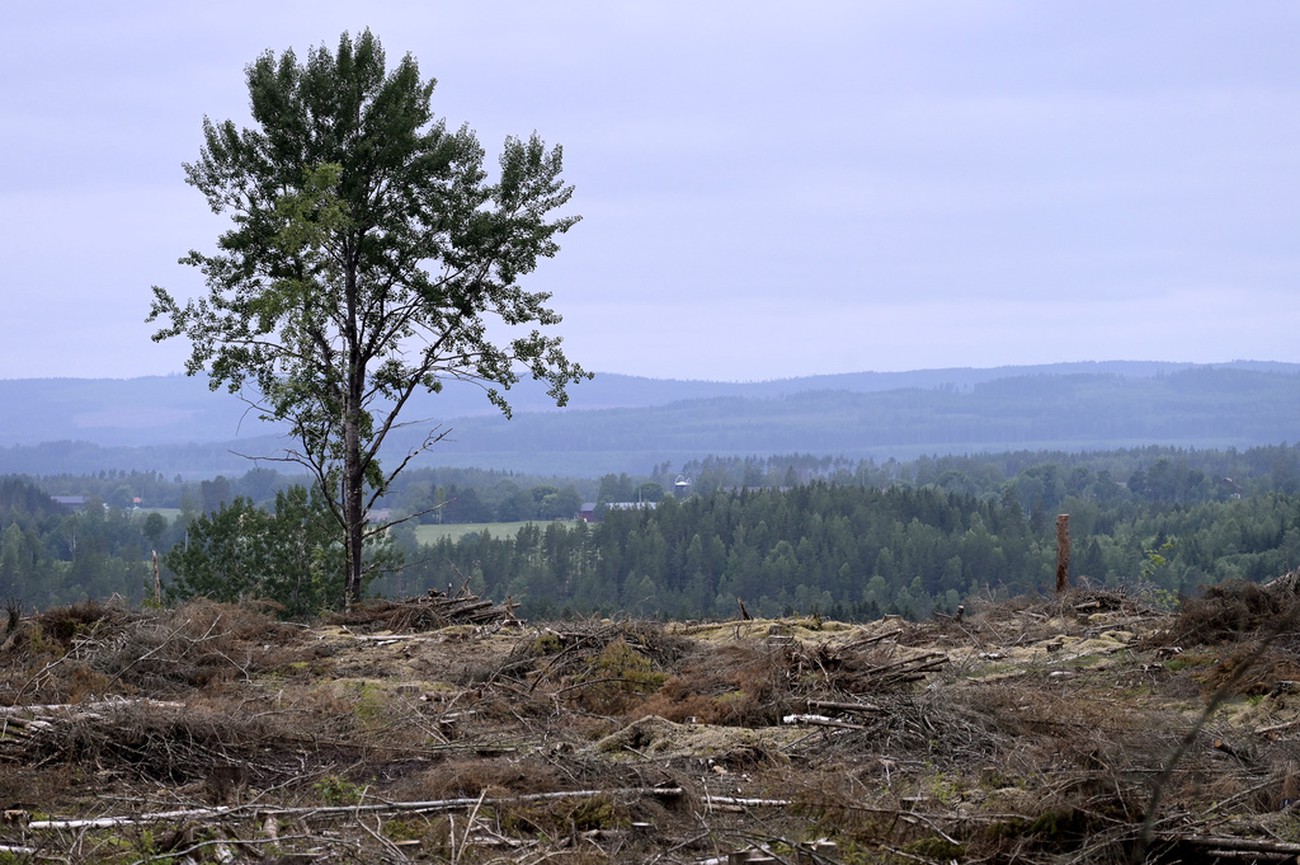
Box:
[52, 496, 89, 511]
[578, 501, 658, 524]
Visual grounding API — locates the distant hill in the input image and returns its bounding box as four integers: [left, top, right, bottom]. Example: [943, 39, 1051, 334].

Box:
[0, 361, 1295, 477]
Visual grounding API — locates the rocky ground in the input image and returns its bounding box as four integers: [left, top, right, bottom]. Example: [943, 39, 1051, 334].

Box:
[2, 578, 1300, 864]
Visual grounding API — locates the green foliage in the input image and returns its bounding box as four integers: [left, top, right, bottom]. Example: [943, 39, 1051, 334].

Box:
[382, 472, 1300, 622]
[501, 795, 628, 837]
[6, 441, 1300, 615]
[1141, 538, 1177, 582]
[147, 28, 587, 608]
[575, 638, 668, 714]
[313, 774, 365, 805]
[163, 497, 269, 604]
[164, 485, 365, 617]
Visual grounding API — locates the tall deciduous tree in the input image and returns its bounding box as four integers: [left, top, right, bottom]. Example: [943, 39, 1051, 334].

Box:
[149, 30, 587, 607]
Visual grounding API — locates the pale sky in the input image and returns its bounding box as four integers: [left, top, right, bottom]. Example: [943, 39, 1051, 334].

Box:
[3, 2, 1298, 383]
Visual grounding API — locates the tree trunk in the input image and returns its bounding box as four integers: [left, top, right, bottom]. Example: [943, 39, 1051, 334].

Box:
[343, 402, 365, 609]
[1055, 513, 1070, 594]
[342, 263, 366, 610]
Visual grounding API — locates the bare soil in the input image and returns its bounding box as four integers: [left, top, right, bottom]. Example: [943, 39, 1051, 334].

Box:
[3, 581, 1300, 864]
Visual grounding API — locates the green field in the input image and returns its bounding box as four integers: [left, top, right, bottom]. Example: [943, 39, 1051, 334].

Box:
[136, 513, 573, 544]
[413, 520, 577, 545]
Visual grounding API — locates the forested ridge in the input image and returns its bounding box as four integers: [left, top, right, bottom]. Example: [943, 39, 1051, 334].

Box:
[6, 443, 1297, 619]
[1, 363, 1297, 478]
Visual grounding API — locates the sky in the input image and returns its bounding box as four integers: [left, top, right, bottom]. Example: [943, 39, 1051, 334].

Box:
[2, 2, 1298, 383]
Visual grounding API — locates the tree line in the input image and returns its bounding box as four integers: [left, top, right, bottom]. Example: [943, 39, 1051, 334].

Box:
[376, 478, 1300, 620]
[3, 443, 1299, 618]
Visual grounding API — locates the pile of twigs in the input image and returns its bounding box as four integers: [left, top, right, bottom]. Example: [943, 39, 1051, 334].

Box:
[330, 587, 521, 633]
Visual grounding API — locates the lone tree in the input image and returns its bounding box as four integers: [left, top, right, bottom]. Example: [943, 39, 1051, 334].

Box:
[149, 30, 587, 608]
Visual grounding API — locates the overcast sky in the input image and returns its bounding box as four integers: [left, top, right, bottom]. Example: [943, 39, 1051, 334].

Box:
[2, 2, 1297, 383]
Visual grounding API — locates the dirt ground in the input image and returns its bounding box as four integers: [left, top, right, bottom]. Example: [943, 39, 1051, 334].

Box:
[3, 580, 1300, 864]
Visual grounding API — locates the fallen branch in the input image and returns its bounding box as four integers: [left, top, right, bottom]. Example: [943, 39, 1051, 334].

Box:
[1169, 833, 1300, 856]
[702, 794, 794, 809]
[806, 699, 884, 715]
[27, 786, 686, 830]
[0, 698, 185, 718]
[839, 629, 904, 651]
[1256, 715, 1300, 737]
[861, 651, 947, 681]
[782, 713, 866, 731]
[30, 805, 236, 830]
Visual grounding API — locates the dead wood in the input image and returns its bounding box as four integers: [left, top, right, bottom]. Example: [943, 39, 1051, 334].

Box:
[6, 588, 1300, 864]
[26, 786, 686, 830]
[780, 714, 867, 731]
[805, 699, 884, 714]
[327, 588, 520, 633]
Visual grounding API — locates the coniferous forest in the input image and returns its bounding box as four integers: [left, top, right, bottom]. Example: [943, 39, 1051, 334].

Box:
[5, 443, 1298, 619]
[382, 470, 1299, 620]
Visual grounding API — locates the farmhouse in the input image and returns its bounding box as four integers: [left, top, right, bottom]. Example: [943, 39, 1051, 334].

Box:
[578, 501, 659, 523]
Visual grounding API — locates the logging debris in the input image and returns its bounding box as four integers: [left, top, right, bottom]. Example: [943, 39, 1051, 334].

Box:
[2, 587, 1300, 863]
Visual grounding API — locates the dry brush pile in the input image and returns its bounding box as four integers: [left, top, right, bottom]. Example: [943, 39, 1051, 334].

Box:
[2, 579, 1300, 863]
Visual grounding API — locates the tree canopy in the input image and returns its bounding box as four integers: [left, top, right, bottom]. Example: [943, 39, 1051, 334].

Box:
[148, 29, 588, 606]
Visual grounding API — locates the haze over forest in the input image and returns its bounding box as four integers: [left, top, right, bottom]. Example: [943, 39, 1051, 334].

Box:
[1, 360, 1296, 478]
